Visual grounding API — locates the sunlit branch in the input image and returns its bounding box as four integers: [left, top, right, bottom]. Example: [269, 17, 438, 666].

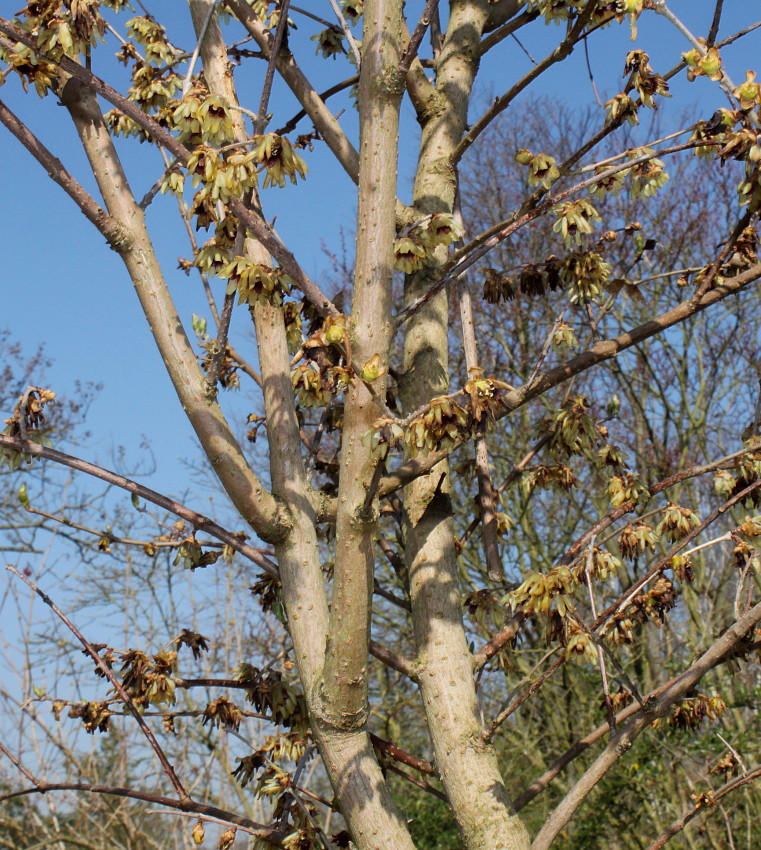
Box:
[654, 0, 739, 101]
[531, 599, 761, 850]
[273, 73, 358, 135]
[255, 0, 292, 133]
[0, 436, 279, 577]
[0, 98, 127, 250]
[479, 8, 539, 56]
[19, 501, 243, 554]
[222, 0, 360, 181]
[396, 141, 713, 329]
[512, 642, 761, 812]
[327, 0, 362, 67]
[182, 0, 218, 97]
[399, 0, 439, 75]
[458, 277, 503, 582]
[380, 263, 761, 499]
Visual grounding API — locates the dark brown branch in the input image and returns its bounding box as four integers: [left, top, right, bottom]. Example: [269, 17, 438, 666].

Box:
[0, 782, 284, 842]
[551, 447, 758, 573]
[255, 0, 291, 134]
[384, 763, 447, 801]
[707, 0, 725, 45]
[398, 0, 439, 76]
[472, 614, 524, 670]
[369, 734, 434, 776]
[481, 463, 761, 745]
[369, 640, 417, 679]
[6, 567, 190, 803]
[491, 478, 761, 741]
[0, 98, 128, 251]
[273, 74, 359, 136]
[203, 291, 236, 395]
[0, 741, 41, 789]
[0, 436, 279, 577]
[479, 9, 539, 55]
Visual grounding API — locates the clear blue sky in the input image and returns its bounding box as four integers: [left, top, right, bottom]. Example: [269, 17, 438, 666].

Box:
[1, 2, 758, 506]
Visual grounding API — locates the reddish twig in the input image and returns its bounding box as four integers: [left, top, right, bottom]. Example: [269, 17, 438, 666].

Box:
[399, 0, 440, 75]
[370, 733, 435, 776]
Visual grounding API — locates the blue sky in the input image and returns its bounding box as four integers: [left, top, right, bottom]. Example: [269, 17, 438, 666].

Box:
[1, 1, 758, 508]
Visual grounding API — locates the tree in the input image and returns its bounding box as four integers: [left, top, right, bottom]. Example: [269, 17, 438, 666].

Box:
[1, 2, 761, 849]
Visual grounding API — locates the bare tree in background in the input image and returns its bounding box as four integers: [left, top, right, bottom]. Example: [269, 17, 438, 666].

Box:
[2, 2, 761, 849]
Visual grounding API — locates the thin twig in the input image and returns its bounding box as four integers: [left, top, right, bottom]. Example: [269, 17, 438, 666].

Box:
[0, 99, 127, 249]
[0, 20, 337, 317]
[327, 0, 361, 67]
[273, 73, 359, 135]
[484, 654, 565, 741]
[582, 35, 601, 107]
[584, 537, 615, 730]
[6, 566, 190, 803]
[716, 733, 748, 776]
[256, 0, 292, 134]
[0, 782, 284, 841]
[478, 9, 539, 56]
[707, 0, 725, 45]
[145, 809, 262, 838]
[654, 0, 738, 102]
[182, 0, 218, 97]
[0, 741, 41, 788]
[395, 140, 715, 329]
[645, 765, 761, 850]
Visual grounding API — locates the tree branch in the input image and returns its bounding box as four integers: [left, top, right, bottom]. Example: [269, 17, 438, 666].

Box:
[454, 0, 599, 162]
[0, 98, 128, 251]
[0, 435, 279, 577]
[222, 0, 360, 182]
[380, 263, 761, 499]
[0, 781, 284, 842]
[531, 600, 761, 850]
[0, 20, 336, 318]
[6, 566, 191, 803]
[399, 0, 439, 76]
